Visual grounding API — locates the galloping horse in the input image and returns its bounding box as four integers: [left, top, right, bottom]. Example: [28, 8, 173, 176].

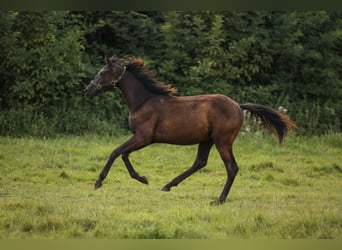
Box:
[84, 56, 297, 205]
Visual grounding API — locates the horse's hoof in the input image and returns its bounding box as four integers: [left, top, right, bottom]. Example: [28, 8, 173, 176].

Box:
[161, 186, 171, 192]
[139, 176, 149, 185]
[94, 180, 102, 190]
[210, 199, 225, 206]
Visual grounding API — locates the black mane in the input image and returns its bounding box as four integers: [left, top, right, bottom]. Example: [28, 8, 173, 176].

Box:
[111, 56, 177, 96]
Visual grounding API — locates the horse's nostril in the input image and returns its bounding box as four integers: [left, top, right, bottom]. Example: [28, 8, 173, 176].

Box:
[84, 87, 90, 97]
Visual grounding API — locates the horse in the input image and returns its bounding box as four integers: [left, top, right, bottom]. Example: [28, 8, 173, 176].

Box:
[84, 56, 297, 205]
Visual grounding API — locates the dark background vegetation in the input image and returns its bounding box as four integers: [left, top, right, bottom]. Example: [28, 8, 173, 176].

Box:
[0, 11, 341, 137]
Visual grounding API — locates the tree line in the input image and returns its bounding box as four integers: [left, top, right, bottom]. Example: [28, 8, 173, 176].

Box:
[0, 11, 341, 137]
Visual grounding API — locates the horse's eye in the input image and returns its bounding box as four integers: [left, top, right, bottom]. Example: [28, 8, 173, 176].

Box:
[100, 71, 105, 76]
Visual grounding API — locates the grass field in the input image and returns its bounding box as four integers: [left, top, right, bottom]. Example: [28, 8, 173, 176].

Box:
[0, 132, 341, 239]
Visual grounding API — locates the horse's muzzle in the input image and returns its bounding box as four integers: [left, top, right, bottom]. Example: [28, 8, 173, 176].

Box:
[84, 87, 93, 99]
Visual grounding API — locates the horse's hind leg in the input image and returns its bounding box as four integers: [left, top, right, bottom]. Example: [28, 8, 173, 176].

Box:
[211, 141, 239, 205]
[161, 140, 213, 192]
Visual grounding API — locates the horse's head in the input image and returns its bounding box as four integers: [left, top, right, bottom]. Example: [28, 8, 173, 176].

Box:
[84, 57, 126, 98]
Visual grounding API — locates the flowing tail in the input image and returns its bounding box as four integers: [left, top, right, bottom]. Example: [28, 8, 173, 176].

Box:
[239, 103, 297, 145]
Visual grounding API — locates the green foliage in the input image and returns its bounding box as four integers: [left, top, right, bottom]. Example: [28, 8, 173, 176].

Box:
[0, 11, 341, 136]
[3, 12, 83, 106]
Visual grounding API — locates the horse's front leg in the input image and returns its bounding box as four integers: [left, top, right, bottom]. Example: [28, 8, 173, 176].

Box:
[94, 135, 150, 190]
[122, 152, 148, 184]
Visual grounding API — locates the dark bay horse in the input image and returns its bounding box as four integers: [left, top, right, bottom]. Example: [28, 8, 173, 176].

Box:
[84, 56, 297, 205]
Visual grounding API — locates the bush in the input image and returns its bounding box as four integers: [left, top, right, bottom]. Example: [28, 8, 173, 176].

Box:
[0, 11, 341, 137]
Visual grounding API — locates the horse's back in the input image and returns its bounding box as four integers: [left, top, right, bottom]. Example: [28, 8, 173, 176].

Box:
[171, 94, 242, 124]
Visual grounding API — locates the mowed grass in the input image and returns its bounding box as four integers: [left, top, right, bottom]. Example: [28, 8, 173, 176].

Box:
[0, 133, 341, 239]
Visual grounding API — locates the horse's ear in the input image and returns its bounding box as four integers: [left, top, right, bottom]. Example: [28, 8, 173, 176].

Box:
[105, 56, 112, 66]
[105, 56, 110, 64]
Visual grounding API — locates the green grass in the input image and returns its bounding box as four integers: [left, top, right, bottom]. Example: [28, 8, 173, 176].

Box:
[0, 133, 341, 239]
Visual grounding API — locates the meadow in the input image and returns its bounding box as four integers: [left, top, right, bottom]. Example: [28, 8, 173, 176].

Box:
[0, 132, 341, 239]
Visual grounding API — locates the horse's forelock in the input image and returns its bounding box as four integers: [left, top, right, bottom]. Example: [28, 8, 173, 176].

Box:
[131, 57, 144, 66]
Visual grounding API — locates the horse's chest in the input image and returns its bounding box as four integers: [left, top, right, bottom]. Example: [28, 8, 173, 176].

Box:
[128, 111, 157, 133]
[128, 114, 138, 132]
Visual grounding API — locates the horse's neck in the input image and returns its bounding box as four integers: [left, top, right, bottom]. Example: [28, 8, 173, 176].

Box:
[118, 72, 153, 112]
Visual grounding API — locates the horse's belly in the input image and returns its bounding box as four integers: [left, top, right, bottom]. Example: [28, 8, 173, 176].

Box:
[153, 119, 210, 145]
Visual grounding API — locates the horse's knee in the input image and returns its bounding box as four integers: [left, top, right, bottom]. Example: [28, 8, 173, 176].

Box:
[197, 159, 208, 169]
